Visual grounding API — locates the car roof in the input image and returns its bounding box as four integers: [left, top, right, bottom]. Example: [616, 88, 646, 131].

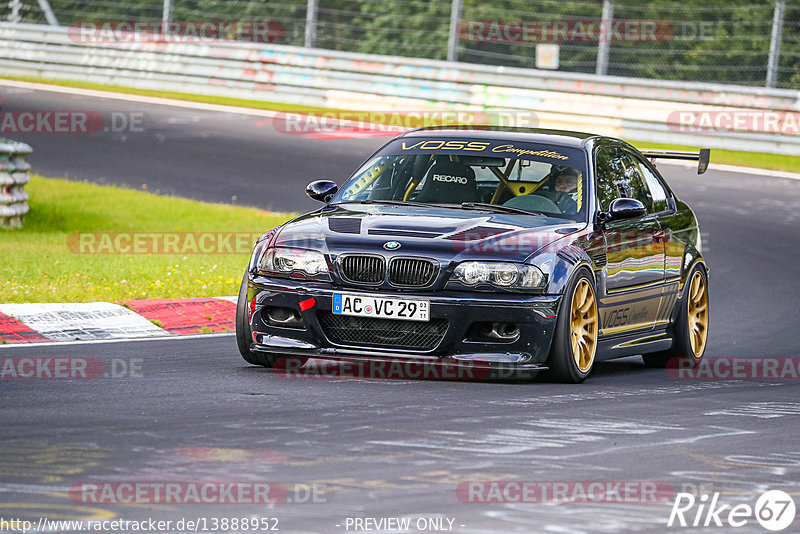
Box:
[400, 125, 603, 148]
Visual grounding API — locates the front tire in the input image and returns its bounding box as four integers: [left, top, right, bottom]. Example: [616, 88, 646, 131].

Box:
[546, 268, 599, 383]
[643, 265, 709, 368]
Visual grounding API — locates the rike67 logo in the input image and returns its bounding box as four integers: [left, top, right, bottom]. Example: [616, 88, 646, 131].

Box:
[668, 490, 796, 531]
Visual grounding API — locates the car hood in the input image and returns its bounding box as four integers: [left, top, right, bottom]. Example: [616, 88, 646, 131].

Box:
[272, 204, 584, 263]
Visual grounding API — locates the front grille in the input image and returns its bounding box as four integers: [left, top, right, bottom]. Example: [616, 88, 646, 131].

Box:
[339, 255, 385, 284]
[318, 312, 447, 350]
[389, 258, 438, 287]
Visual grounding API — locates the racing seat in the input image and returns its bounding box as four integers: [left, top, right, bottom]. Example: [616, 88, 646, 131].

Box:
[414, 157, 480, 204]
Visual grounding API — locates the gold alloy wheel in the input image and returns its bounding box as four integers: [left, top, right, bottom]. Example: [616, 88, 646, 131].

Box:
[687, 270, 709, 357]
[570, 279, 598, 373]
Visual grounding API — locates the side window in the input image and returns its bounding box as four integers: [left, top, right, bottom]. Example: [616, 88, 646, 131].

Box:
[595, 147, 652, 212]
[632, 156, 671, 213]
[595, 147, 621, 211]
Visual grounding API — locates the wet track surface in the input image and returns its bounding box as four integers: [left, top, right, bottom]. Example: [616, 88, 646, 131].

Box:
[2, 83, 800, 533]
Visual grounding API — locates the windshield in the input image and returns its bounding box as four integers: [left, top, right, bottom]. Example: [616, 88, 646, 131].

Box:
[333, 138, 588, 221]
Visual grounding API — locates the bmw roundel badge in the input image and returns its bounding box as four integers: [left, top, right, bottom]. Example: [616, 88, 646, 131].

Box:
[383, 241, 401, 251]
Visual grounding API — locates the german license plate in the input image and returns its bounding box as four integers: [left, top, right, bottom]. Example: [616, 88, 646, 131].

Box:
[332, 293, 429, 322]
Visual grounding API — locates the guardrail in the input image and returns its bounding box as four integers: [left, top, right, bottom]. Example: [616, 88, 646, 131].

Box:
[0, 22, 798, 156]
[0, 137, 32, 228]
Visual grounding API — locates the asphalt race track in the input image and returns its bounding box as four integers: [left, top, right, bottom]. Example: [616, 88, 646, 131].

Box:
[2, 83, 800, 533]
[0, 81, 385, 213]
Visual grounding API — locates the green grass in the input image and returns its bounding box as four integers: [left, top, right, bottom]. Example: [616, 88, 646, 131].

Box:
[0, 176, 292, 303]
[5, 75, 800, 174]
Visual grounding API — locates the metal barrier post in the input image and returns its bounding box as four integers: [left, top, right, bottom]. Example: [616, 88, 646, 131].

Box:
[8, 0, 21, 23]
[36, 0, 58, 26]
[766, 0, 785, 88]
[447, 0, 463, 62]
[305, 0, 317, 48]
[596, 0, 613, 76]
[162, 0, 172, 40]
[0, 138, 32, 229]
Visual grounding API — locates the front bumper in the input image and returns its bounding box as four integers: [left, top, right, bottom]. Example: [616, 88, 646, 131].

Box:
[246, 275, 562, 369]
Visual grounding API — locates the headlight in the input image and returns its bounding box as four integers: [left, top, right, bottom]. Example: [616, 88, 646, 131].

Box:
[448, 262, 545, 292]
[260, 248, 330, 280]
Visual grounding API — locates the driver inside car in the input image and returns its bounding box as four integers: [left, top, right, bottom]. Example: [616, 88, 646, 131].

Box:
[552, 167, 580, 214]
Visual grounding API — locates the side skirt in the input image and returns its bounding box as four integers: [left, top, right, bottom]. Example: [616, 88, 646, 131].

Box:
[596, 328, 673, 361]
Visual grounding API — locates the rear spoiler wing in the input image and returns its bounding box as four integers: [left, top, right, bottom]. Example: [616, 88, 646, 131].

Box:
[640, 148, 711, 175]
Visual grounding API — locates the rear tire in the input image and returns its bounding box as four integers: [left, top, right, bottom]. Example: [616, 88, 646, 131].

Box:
[546, 267, 599, 383]
[643, 265, 709, 368]
[235, 272, 277, 368]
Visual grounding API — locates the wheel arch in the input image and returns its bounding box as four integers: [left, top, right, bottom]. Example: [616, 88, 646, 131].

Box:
[542, 245, 599, 296]
[679, 254, 708, 297]
[668, 256, 708, 325]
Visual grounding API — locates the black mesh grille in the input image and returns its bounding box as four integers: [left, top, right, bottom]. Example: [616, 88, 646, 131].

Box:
[389, 258, 438, 287]
[318, 312, 447, 350]
[328, 217, 362, 234]
[368, 229, 442, 238]
[591, 251, 608, 268]
[339, 255, 385, 284]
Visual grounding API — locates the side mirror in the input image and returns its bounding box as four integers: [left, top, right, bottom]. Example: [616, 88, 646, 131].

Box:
[306, 180, 338, 203]
[605, 198, 646, 221]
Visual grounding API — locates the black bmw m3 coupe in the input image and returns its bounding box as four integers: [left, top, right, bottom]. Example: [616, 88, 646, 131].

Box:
[236, 127, 710, 383]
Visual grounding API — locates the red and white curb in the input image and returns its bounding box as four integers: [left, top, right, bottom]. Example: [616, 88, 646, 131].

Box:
[0, 297, 237, 344]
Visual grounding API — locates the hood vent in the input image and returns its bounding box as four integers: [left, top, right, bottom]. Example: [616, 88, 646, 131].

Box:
[368, 229, 441, 239]
[446, 226, 511, 241]
[328, 217, 362, 234]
